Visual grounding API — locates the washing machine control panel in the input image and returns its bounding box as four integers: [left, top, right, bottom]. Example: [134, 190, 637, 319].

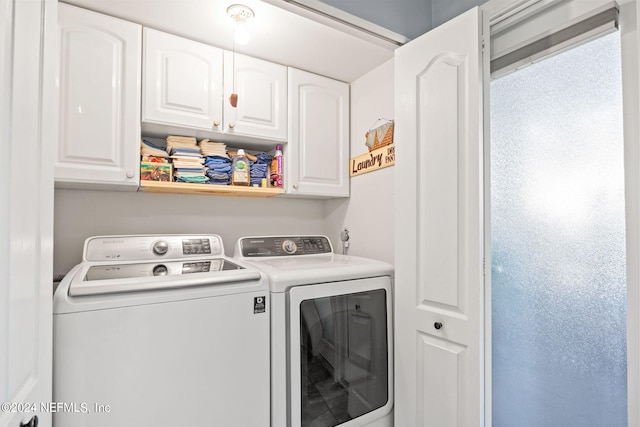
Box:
[84, 235, 223, 262]
[238, 236, 333, 257]
[181, 238, 212, 255]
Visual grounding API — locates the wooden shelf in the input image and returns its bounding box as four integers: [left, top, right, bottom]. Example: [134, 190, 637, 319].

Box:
[139, 180, 285, 197]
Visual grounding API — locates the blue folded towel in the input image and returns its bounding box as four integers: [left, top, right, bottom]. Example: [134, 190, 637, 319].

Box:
[142, 139, 167, 151]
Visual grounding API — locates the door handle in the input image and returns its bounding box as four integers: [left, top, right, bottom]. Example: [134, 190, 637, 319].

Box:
[20, 415, 38, 427]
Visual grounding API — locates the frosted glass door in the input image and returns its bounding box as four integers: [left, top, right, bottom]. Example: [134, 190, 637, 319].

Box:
[490, 32, 627, 426]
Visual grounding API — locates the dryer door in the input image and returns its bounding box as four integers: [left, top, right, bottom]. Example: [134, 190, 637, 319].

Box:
[289, 276, 393, 427]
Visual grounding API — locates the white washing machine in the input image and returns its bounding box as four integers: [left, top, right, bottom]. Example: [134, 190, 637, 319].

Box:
[235, 235, 394, 427]
[53, 234, 270, 427]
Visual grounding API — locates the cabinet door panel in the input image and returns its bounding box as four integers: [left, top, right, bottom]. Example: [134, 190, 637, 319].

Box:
[143, 28, 223, 131]
[288, 68, 349, 197]
[61, 33, 120, 163]
[163, 53, 211, 113]
[57, 4, 140, 188]
[224, 51, 286, 140]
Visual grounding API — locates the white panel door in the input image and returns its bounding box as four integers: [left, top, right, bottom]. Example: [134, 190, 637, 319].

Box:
[143, 28, 223, 132]
[223, 51, 287, 140]
[394, 7, 483, 426]
[288, 68, 349, 198]
[0, 0, 55, 426]
[57, 4, 141, 189]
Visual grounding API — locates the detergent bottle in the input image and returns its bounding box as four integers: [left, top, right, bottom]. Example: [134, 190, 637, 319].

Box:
[232, 149, 250, 186]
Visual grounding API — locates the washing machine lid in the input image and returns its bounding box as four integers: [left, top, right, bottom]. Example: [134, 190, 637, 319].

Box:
[59, 234, 265, 298]
[68, 258, 262, 296]
[54, 234, 269, 314]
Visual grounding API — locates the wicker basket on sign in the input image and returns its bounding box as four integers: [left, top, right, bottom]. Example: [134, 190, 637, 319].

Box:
[365, 118, 394, 151]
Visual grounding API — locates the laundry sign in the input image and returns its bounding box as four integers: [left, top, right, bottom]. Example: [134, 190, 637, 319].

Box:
[350, 144, 395, 177]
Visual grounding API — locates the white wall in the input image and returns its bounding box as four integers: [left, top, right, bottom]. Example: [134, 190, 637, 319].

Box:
[431, 0, 486, 29]
[324, 59, 394, 265]
[320, 0, 432, 40]
[54, 189, 326, 276]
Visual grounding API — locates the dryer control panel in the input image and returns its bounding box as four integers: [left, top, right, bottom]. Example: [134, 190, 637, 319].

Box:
[238, 236, 333, 257]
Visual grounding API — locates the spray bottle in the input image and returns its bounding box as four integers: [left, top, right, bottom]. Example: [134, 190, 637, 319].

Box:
[270, 145, 283, 188]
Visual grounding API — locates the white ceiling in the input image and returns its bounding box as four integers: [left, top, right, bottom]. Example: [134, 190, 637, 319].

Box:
[62, 0, 397, 82]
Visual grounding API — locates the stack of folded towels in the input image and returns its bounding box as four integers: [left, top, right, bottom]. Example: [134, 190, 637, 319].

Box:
[199, 139, 231, 185]
[166, 136, 208, 183]
[198, 139, 228, 158]
[140, 139, 169, 163]
[250, 152, 272, 187]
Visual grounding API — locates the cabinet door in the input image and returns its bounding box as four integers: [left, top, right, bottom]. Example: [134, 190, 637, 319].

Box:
[223, 51, 287, 140]
[288, 68, 349, 197]
[57, 4, 141, 189]
[143, 28, 223, 132]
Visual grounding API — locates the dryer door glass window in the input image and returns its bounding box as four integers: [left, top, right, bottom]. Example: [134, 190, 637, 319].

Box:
[300, 289, 388, 426]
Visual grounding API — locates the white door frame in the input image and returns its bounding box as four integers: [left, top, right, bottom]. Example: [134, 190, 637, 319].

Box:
[0, 0, 56, 426]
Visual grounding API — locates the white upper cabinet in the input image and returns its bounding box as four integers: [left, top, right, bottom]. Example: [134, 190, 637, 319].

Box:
[223, 51, 287, 140]
[143, 28, 223, 132]
[142, 30, 285, 144]
[56, 4, 141, 189]
[287, 68, 349, 198]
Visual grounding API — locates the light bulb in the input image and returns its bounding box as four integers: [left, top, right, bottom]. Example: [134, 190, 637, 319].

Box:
[227, 5, 254, 46]
[234, 21, 250, 45]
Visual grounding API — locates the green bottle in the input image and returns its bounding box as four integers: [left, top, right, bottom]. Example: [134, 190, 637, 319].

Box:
[232, 149, 250, 186]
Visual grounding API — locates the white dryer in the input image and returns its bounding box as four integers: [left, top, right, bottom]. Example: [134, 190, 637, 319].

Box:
[235, 235, 394, 427]
[53, 234, 270, 427]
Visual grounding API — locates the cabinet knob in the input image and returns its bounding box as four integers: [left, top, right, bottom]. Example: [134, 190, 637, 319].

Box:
[20, 415, 38, 427]
[434, 322, 443, 330]
[292, 184, 299, 190]
[228, 121, 236, 129]
[126, 171, 135, 179]
[213, 120, 220, 127]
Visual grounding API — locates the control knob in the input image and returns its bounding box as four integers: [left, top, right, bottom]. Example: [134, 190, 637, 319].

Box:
[282, 239, 297, 254]
[152, 264, 168, 276]
[152, 240, 169, 256]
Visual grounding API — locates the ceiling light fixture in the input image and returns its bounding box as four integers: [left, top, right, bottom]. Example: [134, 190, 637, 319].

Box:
[227, 4, 255, 46]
